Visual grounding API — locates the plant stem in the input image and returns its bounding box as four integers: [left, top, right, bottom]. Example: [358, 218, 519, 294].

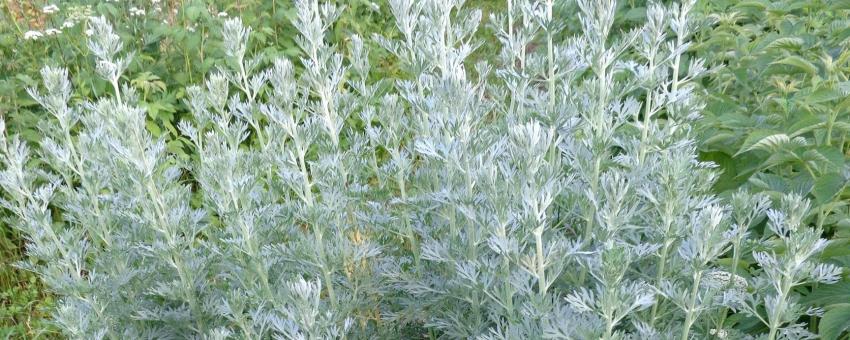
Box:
[680, 270, 704, 340]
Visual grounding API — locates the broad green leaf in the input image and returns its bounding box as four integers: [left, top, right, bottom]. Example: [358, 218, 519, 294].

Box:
[736, 133, 799, 155]
[806, 87, 843, 104]
[735, 130, 782, 156]
[786, 114, 824, 137]
[813, 172, 845, 205]
[821, 238, 850, 259]
[766, 37, 804, 51]
[771, 55, 818, 75]
[819, 304, 850, 340]
[760, 151, 798, 171]
[749, 173, 791, 193]
[802, 282, 850, 306]
[815, 147, 846, 169]
[703, 132, 738, 146]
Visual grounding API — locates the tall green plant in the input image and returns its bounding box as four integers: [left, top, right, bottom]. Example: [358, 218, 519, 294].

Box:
[695, 1, 850, 338]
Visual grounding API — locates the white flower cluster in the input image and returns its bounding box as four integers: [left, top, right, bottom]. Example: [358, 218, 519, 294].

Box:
[22, 27, 63, 41]
[23, 30, 43, 40]
[129, 6, 145, 17]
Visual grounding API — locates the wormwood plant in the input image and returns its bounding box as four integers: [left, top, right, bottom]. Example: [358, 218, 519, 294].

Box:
[0, 0, 843, 339]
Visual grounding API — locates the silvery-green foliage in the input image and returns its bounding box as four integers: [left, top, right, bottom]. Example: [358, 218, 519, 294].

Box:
[736, 194, 841, 340]
[0, 0, 841, 339]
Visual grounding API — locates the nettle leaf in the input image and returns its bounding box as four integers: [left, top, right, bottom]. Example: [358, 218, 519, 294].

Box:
[819, 304, 850, 340]
[735, 129, 782, 156]
[766, 37, 804, 52]
[736, 133, 806, 155]
[704, 131, 738, 146]
[805, 87, 844, 104]
[786, 114, 824, 137]
[812, 172, 846, 205]
[749, 173, 791, 193]
[770, 55, 819, 75]
[814, 146, 846, 169]
[821, 238, 850, 258]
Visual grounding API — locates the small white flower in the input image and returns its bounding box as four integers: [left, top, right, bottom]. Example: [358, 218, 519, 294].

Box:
[129, 7, 145, 16]
[45, 28, 62, 36]
[218, 12, 228, 17]
[24, 30, 44, 40]
[42, 4, 59, 14]
[61, 20, 76, 29]
[85, 29, 94, 36]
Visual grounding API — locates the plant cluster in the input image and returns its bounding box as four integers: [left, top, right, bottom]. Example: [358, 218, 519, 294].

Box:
[1, 1, 394, 336]
[0, 0, 847, 339]
[695, 1, 850, 337]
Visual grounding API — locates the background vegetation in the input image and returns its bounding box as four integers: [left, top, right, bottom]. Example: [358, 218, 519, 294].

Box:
[1, 0, 849, 338]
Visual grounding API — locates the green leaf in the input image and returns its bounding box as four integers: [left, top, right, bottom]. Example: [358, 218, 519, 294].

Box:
[806, 87, 844, 104]
[771, 55, 818, 75]
[735, 133, 793, 156]
[703, 132, 738, 146]
[815, 146, 846, 169]
[819, 304, 850, 340]
[786, 114, 824, 137]
[813, 172, 846, 205]
[145, 121, 162, 138]
[734, 129, 781, 156]
[802, 282, 850, 306]
[766, 37, 804, 51]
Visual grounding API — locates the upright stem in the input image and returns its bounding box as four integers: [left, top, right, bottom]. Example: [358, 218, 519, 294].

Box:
[111, 78, 122, 102]
[397, 172, 420, 268]
[298, 148, 314, 206]
[534, 227, 546, 295]
[649, 239, 672, 325]
[680, 270, 704, 340]
[767, 278, 792, 340]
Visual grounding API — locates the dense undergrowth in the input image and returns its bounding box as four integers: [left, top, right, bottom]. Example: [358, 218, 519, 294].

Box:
[1, 0, 849, 339]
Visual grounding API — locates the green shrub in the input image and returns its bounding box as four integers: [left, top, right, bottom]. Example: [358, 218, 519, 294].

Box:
[695, 1, 850, 337]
